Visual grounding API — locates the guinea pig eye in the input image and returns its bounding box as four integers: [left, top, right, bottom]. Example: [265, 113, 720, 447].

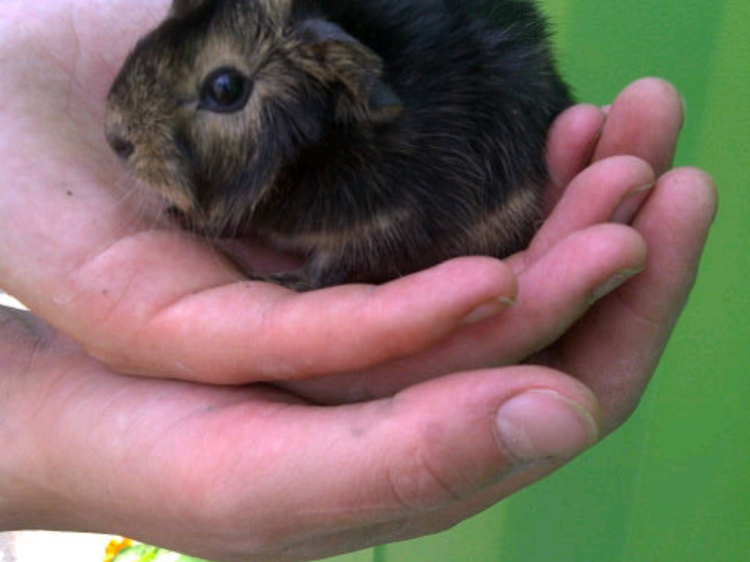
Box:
[199, 68, 253, 113]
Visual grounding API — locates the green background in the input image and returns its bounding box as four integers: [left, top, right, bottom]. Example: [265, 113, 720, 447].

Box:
[327, 0, 750, 560]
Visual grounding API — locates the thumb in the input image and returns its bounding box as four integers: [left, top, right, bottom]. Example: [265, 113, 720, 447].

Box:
[364, 367, 600, 511]
[182, 366, 602, 556]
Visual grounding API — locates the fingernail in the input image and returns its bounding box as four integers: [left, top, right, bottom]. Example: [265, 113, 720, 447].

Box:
[612, 182, 656, 224]
[462, 296, 517, 326]
[495, 390, 599, 462]
[589, 267, 643, 305]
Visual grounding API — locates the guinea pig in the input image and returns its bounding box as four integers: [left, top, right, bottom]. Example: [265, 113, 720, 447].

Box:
[105, 0, 572, 290]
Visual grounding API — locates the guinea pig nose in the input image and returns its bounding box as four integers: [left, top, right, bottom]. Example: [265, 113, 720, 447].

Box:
[108, 134, 135, 161]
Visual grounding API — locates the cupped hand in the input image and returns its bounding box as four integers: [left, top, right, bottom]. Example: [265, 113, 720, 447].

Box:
[0, 304, 599, 562]
[1, 1, 652, 391]
[286, 78, 714, 435]
[0, 0, 518, 383]
[0, 144, 715, 560]
[0, 2, 718, 560]
[0, 0, 717, 430]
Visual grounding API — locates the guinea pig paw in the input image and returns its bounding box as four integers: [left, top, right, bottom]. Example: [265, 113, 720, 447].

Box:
[269, 270, 316, 292]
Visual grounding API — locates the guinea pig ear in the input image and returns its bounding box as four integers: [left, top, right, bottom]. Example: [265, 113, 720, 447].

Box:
[295, 19, 403, 124]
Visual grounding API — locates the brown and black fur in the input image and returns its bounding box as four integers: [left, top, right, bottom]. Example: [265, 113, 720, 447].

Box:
[105, 0, 572, 289]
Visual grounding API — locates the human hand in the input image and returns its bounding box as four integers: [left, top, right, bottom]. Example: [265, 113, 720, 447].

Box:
[0, 0, 645, 393]
[285, 78, 714, 435]
[0, 144, 715, 562]
[0, 2, 716, 560]
[0, 0, 519, 384]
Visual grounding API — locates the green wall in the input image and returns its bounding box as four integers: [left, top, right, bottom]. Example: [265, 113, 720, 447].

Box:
[328, 0, 750, 560]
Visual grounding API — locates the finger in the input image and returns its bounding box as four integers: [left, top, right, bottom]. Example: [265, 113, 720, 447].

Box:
[138, 367, 598, 560]
[73, 245, 517, 383]
[9, 358, 598, 561]
[285, 222, 646, 403]
[2, 317, 599, 561]
[543, 168, 717, 431]
[544, 103, 606, 210]
[592, 78, 685, 176]
[520, 155, 655, 268]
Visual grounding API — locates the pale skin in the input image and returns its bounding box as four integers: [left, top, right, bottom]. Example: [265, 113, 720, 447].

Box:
[0, 1, 717, 562]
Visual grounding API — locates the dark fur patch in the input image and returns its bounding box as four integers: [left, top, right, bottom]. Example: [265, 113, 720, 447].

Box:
[106, 0, 572, 289]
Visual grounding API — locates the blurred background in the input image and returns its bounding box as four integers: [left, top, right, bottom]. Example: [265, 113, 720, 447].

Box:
[3, 0, 748, 560]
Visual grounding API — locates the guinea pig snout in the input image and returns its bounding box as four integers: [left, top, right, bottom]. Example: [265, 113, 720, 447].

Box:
[108, 134, 135, 161]
[104, 118, 135, 162]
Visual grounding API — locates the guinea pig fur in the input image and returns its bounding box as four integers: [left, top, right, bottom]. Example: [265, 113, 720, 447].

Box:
[105, 0, 572, 289]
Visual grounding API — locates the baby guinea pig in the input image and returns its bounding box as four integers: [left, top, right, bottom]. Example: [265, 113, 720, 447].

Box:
[105, 0, 572, 290]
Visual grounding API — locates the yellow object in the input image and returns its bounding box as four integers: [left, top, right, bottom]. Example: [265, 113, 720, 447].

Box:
[103, 537, 134, 562]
